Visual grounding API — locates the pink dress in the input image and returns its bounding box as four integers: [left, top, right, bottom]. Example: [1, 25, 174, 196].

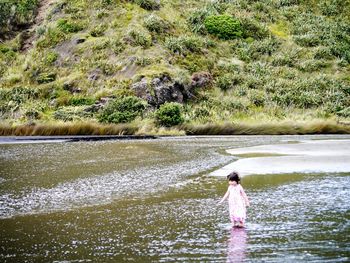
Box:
[228, 184, 248, 224]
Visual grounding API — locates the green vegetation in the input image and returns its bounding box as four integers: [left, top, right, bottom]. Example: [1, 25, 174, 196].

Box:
[0, 0, 349, 135]
[99, 96, 147, 124]
[204, 15, 242, 40]
[155, 102, 184, 127]
[0, 0, 39, 36]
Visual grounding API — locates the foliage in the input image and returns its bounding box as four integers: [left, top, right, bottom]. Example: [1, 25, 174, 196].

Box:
[68, 97, 95, 106]
[0, 0, 39, 35]
[99, 96, 147, 124]
[155, 102, 184, 127]
[204, 15, 243, 40]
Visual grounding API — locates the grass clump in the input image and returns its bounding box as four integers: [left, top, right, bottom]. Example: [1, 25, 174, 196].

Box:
[144, 14, 169, 33]
[155, 102, 184, 127]
[99, 96, 147, 124]
[204, 15, 243, 40]
[165, 36, 205, 55]
[126, 28, 152, 48]
[57, 19, 84, 33]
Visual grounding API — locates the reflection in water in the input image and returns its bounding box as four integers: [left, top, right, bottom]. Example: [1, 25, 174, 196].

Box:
[227, 227, 248, 263]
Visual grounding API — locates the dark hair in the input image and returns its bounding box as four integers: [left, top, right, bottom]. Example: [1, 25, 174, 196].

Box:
[227, 172, 240, 184]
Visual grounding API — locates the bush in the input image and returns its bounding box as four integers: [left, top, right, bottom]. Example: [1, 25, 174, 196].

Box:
[204, 15, 243, 40]
[99, 96, 147, 124]
[155, 102, 184, 127]
[144, 14, 169, 33]
[134, 0, 160, 10]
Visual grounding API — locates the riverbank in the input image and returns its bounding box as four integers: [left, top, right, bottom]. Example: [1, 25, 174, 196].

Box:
[0, 120, 350, 136]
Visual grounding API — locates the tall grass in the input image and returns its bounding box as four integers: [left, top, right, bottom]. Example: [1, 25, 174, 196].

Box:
[0, 122, 138, 136]
[181, 121, 350, 135]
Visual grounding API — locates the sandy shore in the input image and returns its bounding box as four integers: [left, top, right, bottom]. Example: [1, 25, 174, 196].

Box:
[210, 139, 350, 176]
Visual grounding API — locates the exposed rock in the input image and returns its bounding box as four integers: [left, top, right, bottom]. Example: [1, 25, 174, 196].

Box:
[190, 71, 213, 89]
[131, 77, 157, 106]
[131, 75, 192, 107]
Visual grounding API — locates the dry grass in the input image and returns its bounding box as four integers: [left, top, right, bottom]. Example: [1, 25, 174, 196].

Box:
[0, 122, 138, 136]
[181, 120, 350, 135]
[1, 120, 349, 136]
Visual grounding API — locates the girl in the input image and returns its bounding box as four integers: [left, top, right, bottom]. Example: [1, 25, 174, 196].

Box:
[219, 172, 250, 227]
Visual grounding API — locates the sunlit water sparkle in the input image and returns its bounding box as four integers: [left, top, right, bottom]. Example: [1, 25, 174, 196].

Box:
[0, 135, 349, 262]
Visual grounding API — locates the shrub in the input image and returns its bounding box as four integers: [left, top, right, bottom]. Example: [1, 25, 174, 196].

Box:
[155, 102, 184, 127]
[99, 96, 147, 124]
[127, 28, 152, 48]
[187, 7, 217, 34]
[134, 0, 160, 10]
[144, 14, 169, 33]
[204, 15, 243, 40]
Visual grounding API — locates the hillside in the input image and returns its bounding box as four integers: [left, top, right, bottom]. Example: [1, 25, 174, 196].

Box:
[0, 0, 350, 135]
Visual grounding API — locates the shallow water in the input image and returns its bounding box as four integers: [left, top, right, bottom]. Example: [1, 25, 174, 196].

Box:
[0, 135, 349, 262]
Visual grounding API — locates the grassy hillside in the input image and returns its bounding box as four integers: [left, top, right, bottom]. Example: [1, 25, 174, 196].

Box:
[0, 0, 350, 135]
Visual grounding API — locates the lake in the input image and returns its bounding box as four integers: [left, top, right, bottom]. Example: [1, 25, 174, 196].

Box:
[0, 135, 349, 262]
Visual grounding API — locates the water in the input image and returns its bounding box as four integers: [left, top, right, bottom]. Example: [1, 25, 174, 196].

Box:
[0, 135, 349, 262]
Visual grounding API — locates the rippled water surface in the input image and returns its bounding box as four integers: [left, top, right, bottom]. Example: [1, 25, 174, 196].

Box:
[0, 135, 349, 262]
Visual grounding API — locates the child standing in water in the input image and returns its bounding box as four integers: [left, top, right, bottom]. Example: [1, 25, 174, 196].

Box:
[219, 172, 250, 227]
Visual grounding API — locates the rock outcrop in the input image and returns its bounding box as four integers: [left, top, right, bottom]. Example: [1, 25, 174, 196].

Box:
[131, 72, 212, 107]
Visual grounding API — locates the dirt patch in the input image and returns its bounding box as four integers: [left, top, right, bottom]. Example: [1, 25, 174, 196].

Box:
[20, 0, 56, 51]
